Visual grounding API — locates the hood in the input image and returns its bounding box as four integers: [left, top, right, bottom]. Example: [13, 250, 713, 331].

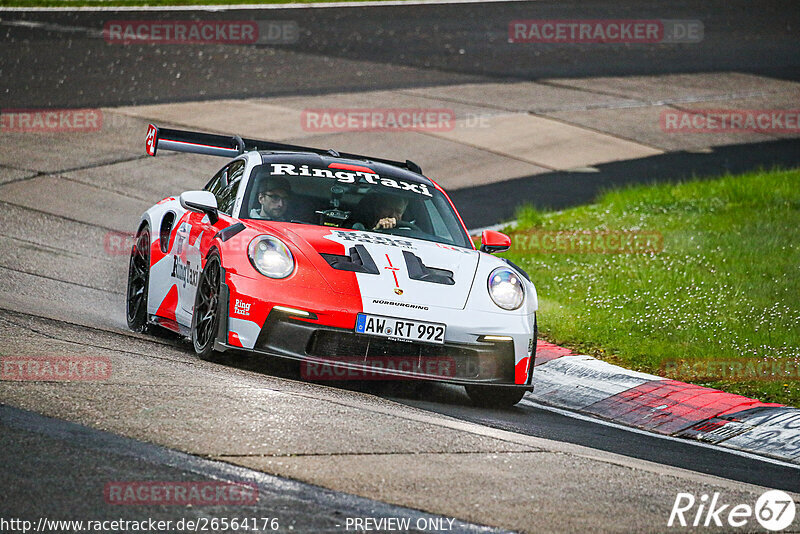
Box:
[282, 225, 480, 310]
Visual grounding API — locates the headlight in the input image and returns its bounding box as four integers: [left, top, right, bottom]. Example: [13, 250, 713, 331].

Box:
[248, 235, 294, 279]
[487, 268, 524, 310]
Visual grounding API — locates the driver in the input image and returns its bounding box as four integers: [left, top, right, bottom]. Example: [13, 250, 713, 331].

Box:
[251, 177, 292, 221]
[370, 195, 408, 230]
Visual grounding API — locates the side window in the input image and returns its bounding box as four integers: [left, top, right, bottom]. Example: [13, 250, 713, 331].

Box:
[204, 166, 228, 198]
[425, 200, 450, 238]
[217, 160, 245, 215]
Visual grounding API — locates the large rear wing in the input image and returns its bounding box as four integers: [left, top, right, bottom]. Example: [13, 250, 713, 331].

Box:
[144, 124, 423, 174]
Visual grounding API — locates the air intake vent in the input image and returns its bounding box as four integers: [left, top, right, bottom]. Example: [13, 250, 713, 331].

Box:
[320, 245, 379, 274]
[402, 251, 454, 285]
[306, 331, 481, 379]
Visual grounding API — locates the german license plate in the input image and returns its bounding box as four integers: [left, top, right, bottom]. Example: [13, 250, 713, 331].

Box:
[355, 313, 445, 344]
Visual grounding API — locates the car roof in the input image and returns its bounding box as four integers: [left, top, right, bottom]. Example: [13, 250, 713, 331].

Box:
[256, 151, 436, 188]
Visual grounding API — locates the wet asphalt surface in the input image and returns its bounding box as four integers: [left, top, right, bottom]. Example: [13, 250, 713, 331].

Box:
[3, 0, 799, 227]
[0, 403, 506, 533]
[1, 1, 800, 531]
[1, 0, 798, 108]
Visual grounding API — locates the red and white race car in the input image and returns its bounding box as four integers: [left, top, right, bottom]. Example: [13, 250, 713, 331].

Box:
[127, 125, 538, 407]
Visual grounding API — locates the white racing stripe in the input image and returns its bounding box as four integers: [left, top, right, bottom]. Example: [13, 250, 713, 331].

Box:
[324, 232, 478, 311]
[520, 397, 800, 471]
[468, 221, 517, 236]
[0, 19, 102, 36]
[0, 0, 532, 12]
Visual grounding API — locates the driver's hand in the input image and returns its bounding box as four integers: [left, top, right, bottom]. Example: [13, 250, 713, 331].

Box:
[374, 217, 397, 229]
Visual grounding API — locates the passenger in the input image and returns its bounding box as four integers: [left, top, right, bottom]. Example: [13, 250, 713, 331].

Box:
[251, 177, 292, 221]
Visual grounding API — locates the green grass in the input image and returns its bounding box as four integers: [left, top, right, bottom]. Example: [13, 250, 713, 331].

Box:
[503, 168, 800, 406]
[0, 0, 388, 6]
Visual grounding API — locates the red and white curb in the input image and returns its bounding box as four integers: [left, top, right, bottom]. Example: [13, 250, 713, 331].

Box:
[529, 341, 800, 465]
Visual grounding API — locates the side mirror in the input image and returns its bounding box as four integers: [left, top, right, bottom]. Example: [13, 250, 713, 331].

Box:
[180, 191, 219, 225]
[480, 230, 511, 254]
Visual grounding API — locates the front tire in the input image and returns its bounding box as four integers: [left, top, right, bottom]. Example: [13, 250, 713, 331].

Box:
[192, 252, 222, 361]
[465, 385, 526, 408]
[126, 227, 151, 332]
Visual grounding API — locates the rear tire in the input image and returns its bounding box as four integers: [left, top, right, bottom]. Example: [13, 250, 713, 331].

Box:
[192, 252, 222, 361]
[465, 385, 526, 408]
[126, 227, 151, 333]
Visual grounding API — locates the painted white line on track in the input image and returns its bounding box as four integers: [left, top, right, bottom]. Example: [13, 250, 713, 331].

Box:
[1, 0, 533, 12]
[468, 221, 517, 236]
[0, 19, 102, 36]
[520, 396, 800, 471]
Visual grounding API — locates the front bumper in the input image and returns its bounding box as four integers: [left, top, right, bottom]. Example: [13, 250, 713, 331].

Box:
[220, 311, 533, 387]
[218, 273, 535, 387]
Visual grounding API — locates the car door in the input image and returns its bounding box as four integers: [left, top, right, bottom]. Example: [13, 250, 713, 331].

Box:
[176, 160, 245, 317]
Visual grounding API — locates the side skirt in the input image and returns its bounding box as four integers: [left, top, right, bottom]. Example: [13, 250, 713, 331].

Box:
[213, 265, 231, 353]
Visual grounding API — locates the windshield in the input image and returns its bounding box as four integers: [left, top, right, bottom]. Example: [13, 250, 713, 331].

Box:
[241, 161, 472, 248]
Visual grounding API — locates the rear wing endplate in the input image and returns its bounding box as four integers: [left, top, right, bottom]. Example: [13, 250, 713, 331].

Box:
[145, 124, 423, 174]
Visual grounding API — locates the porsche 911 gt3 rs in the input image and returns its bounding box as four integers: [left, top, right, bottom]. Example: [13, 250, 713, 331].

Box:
[127, 124, 538, 407]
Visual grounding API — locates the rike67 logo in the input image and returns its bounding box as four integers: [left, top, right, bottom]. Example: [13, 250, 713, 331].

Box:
[668, 490, 796, 531]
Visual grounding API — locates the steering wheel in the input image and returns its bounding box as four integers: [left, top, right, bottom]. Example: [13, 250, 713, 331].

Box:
[395, 220, 419, 231]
